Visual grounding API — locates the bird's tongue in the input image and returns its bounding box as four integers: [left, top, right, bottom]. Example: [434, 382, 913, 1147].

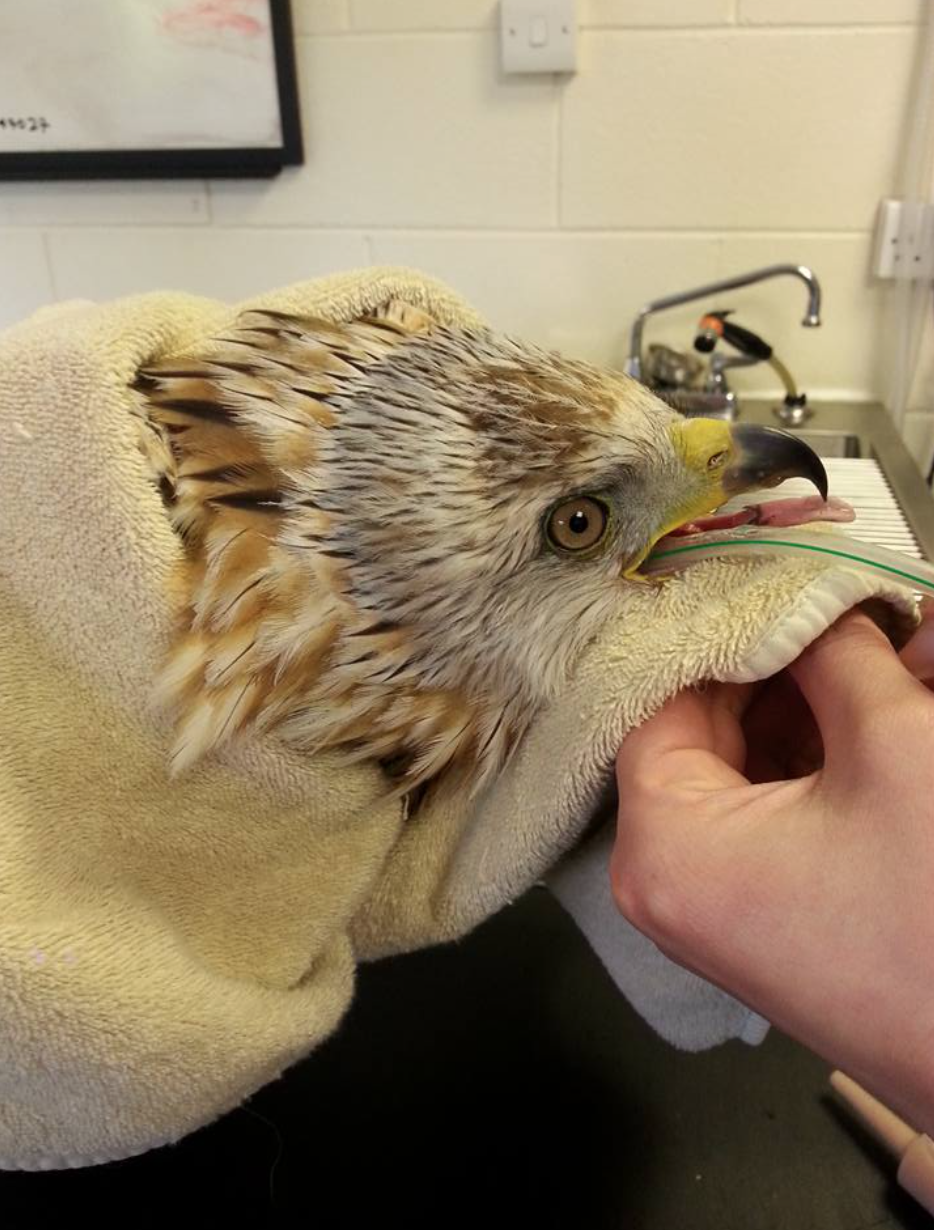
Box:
[669, 494, 856, 537]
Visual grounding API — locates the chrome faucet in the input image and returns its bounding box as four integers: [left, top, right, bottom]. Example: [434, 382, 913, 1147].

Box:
[624, 264, 822, 383]
[707, 350, 760, 397]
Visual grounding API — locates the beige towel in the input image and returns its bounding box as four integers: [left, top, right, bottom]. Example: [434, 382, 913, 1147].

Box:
[0, 267, 917, 1170]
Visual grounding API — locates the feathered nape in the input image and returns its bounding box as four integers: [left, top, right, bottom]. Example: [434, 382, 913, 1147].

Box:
[133, 300, 523, 800]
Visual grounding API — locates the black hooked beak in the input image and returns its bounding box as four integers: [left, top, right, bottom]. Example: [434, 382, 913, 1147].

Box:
[724, 423, 828, 502]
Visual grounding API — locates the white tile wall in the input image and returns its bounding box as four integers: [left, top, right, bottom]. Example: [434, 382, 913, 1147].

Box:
[349, 0, 498, 31]
[0, 232, 55, 329]
[0, 182, 209, 227]
[561, 29, 915, 231]
[210, 34, 559, 228]
[293, 0, 351, 33]
[583, 0, 733, 27]
[1, 0, 930, 431]
[47, 228, 370, 303]
[737, 0, 924, 26]
[369, 230, 721, 363]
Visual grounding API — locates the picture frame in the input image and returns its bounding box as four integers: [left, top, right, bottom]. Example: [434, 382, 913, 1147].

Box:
[0, 0, 303, 180]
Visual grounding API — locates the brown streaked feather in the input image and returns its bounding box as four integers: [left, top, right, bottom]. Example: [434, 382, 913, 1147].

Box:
[133, 295, 652, 803]
[134, 300, 490, 792]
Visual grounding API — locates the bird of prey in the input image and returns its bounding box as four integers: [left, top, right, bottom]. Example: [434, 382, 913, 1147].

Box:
[133, 299, 833, 802]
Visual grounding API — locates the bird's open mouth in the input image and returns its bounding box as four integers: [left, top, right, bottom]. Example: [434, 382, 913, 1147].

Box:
[666, 493, 856, 538]
[635, 420, 858, 574]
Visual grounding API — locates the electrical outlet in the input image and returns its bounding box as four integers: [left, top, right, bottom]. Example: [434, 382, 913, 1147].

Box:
[873, 198, 934, 281]
[874, 199, 902, 278]
[500, 0, 576, 74]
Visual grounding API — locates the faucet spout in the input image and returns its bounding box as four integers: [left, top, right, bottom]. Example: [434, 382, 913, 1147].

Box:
[625, 263, 822, 381]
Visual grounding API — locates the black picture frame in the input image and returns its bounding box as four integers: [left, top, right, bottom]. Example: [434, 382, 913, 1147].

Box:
[0, 0, 304, 181]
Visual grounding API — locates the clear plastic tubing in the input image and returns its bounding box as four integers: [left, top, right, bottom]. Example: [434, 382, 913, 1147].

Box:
[644, 527, 934, 595]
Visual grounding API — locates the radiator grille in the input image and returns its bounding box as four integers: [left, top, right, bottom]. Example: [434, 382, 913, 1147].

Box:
[727, 459, 922, 558]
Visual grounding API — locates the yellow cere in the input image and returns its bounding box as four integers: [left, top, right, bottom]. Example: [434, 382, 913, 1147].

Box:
[671, 416, 734, 475]
[621, 419, 736, 578]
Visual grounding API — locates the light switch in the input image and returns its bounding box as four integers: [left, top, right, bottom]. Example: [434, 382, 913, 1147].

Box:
[501, 0, 576, 74]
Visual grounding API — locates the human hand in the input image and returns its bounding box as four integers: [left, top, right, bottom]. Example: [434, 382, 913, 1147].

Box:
[611, 603, 934, 1135]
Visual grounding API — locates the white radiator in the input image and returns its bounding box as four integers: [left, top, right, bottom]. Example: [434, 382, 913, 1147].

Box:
[733, 459, 923, 558]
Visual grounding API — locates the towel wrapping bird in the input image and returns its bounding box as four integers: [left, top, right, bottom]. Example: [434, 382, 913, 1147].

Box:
[0, 267, 918, 1169]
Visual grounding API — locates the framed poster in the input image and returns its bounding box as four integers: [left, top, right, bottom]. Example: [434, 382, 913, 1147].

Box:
[0, 0, 303, 179]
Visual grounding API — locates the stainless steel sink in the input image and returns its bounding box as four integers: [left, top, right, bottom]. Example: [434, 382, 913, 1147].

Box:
[786, 429, 861, 459]
[738, 399, 934, 559]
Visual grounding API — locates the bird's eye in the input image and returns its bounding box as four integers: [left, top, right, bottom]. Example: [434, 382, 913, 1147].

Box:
[707, 449, 729, 470]
[545, 496, 610, 555]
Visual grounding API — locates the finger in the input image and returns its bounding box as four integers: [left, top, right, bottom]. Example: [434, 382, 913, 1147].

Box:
[899, 599, 934, 685]
[788, 609, 918, 756]
[616, 686, 750, 800]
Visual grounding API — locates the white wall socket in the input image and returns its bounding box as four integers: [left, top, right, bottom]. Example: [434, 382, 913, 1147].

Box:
[873, 198, 934, 281]
[500, 0, 577, 74]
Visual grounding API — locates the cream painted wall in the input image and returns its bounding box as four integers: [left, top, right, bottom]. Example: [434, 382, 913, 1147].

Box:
[1, 0, 930, 455]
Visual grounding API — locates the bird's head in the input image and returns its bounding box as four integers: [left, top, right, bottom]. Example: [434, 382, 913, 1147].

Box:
[138, 304, 827, 799]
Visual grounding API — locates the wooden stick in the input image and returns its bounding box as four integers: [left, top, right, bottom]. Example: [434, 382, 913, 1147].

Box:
[830, 1070, 934, 1216]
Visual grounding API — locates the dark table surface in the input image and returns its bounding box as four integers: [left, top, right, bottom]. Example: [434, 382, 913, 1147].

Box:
[1, 887, 927, 1228]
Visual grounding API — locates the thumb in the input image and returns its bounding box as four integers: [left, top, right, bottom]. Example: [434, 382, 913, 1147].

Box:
[612, 686, 753, 921]
[612, 686, 760, 949]
[616, 683, 753, 803]
[612, 685, 810, 956]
